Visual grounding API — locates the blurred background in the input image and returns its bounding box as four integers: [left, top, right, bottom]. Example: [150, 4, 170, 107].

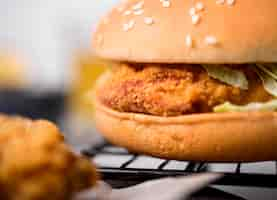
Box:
[2, 2, 277, 199]
[0, 0, 119, 145]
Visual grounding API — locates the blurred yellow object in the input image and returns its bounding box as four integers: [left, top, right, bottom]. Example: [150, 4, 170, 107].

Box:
[69, 51, 108, 117]
[65, 51, 108, 145]
[0, 52, 25, 88]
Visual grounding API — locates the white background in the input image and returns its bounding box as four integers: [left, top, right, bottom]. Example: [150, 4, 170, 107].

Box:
[0, 0, 119, 92]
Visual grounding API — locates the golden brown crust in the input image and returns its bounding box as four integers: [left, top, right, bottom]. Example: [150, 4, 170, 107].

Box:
[0, 115, 98, 200]
[94, 99, 277, 162]
[93, 0, 277, 63]
[96, 64, 272, 116]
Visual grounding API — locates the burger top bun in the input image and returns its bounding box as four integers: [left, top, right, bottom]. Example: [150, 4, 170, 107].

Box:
[93, 0, 277, 64]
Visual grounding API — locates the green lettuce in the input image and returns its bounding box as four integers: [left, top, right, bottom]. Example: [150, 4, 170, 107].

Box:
[202, 65, 248, 90]
[261, 63, 277, 75]
[256, 64, 277, 80]
[214, 100, 277, 113]
[254, 65, 277, 97]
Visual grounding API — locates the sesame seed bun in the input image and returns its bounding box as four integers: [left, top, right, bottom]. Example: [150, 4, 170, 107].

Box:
[93, 0, 277, 63]
[94, 97, 277, 162]
[92, 0, 277, 161]
[93, 72, 277, 162]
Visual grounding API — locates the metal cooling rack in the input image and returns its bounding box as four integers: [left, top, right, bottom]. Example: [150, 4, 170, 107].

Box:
[82, 142, 277, 188]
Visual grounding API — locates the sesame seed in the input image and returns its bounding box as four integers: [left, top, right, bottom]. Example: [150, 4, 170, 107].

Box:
[195, 2, 204, 11]
[226, 0, 235, 6]
[205, 36, 218, 45]
[216, 0, 225, 5]
[189, 7, 196, 16]
[191, 14, 200, 25]
[132, 1, 144, 10]
[128, 20, 135, 29]
[123, 10, 132, 16]
[185, 35, 193, 48]
[162, 0, 171, 8]
[144, 17, 154, 25]
[123, 23, 129, 31]
[122, 20, 135, 31]
[133, 9, 144, 15]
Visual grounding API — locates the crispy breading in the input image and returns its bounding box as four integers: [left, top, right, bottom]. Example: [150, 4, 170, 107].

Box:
[0, 115, 98, 200]
[97, 63, 273, 116]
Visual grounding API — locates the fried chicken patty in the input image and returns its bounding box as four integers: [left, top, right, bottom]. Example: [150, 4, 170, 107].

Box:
[97, 63, 273, 116]
[0, 115, 98, 200]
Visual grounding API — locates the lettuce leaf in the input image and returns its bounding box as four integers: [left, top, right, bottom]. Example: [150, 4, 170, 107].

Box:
[254, 67, 277, 97]
[262, 63, 277, 75]
[256, 64, 277, 80]
[214, 100, 277, 112]
[202, 65, 248, 90]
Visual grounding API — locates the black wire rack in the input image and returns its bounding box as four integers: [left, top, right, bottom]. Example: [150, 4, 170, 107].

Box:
[82, 142, 277, 188]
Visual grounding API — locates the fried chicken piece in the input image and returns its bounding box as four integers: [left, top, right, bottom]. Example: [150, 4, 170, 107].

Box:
[0, 115, 98, 200]
[97, 63, 273, 116]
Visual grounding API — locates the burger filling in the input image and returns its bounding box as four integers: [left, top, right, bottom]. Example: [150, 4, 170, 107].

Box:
[97, 63, 277, 116]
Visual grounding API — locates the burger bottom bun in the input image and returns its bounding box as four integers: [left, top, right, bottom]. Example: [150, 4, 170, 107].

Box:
[94, 99, 277, 162]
